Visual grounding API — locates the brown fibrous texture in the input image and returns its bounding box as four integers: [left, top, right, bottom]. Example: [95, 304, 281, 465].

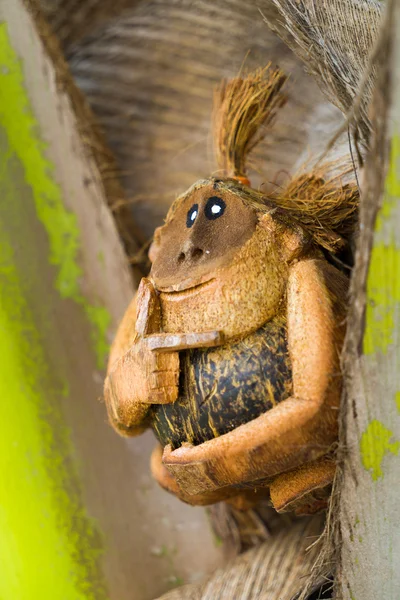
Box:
[270, 166, 359, 252]
[213, 65, 287, 179]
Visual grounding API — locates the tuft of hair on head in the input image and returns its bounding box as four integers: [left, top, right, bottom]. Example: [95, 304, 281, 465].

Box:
[213, 65, 287, 183]
[269, 164, 359, 253]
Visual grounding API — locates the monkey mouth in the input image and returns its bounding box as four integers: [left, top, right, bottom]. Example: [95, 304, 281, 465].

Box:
[157, 277, 216, 297]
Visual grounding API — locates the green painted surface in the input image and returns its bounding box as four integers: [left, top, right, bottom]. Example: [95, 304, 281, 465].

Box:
[360, 420, 400, 481]
[364, 134, 400, 356]
[0, 22, 108, 600]
[0, 226, 108, 600]
[0, 23, 110, 369]
[363, 243, 400, 355]
[375, 133, 400, 231]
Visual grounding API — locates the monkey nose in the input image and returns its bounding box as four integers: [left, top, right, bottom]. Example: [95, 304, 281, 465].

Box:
[177, 244, 204, 264]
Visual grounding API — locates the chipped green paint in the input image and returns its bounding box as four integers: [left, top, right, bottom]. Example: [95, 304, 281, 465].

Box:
[0, 23, 110, 368]
[360, 420, 400, 481]
[364, 134, 400, 355]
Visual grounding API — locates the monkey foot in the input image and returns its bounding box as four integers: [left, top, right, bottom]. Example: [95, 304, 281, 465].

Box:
[269, 458, 336, 515]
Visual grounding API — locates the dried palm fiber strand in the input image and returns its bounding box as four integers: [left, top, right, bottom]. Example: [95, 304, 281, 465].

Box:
[156, 516, 328, 600]
[269, 165, 359, 252]
[38, 0, 139, 48]
[47, 0, 346, 242]
[264, 0, 383, 150]
[26, 0, 143, 282]
[213, 65, 287, 182]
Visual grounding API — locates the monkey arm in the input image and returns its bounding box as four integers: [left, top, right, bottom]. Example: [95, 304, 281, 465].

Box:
[104, 277, 223, 437]
[104, 280, 184, 435]
[104, 293, 151, 436]
[163, 259, 346, 496]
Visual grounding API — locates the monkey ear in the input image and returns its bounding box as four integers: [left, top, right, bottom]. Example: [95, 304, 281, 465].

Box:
[280, 227, 306, 262]
[258, 212, 306, 263]
[148, 226, 163, 263]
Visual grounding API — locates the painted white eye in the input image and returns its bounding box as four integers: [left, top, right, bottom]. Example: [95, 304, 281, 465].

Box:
[205, 196, 226, 220]
[186, 204, 199, 228]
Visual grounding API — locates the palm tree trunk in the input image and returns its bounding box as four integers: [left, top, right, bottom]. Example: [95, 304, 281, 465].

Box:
[338, 2, 400, 598]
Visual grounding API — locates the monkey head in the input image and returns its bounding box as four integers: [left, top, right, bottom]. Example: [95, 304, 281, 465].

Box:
[149, 178, 306, 342]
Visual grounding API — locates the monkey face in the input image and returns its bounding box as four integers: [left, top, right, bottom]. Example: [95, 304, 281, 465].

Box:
[150, 181, 299, 341]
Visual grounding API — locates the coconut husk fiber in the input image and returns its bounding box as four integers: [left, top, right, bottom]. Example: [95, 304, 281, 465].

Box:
[213, 65, 287, 181]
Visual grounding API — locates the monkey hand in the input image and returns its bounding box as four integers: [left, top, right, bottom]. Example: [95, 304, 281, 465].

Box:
[103, 278, 180, 436]
[105, 278, 180, 412]
[105, 334, 180, 407]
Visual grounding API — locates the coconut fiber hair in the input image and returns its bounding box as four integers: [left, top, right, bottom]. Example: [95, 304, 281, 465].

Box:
[165, 65, 358, 255]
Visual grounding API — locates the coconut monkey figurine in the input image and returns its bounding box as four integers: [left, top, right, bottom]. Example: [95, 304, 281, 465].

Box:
[104, 67, 357, 515]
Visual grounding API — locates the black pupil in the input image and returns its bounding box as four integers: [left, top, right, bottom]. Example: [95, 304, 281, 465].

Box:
[186, 204, 198, 228]
[204, 196, 226, 220]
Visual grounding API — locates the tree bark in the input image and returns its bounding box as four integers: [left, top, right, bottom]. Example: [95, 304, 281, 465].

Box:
[338, 1, 400, 598]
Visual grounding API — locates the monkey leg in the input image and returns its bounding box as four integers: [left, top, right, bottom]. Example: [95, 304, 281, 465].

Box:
[269, 457, 336, 515]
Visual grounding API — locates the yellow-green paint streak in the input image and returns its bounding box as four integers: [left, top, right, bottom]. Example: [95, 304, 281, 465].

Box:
[396, 391, 400, 413]
[0, 23, 110, 369]
[363, 134, 400, 355]
[0, 224, 108, 599]
[360, 420, 400, 481]
[363, 243, 400, 354]
[375, 134, 400, 231]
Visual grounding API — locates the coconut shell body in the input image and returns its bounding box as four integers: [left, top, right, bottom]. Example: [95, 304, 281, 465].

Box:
[151, 315, 292, 448]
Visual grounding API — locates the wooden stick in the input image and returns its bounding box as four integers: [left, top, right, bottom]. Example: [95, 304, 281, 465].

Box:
[145, 331, 224, 353]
